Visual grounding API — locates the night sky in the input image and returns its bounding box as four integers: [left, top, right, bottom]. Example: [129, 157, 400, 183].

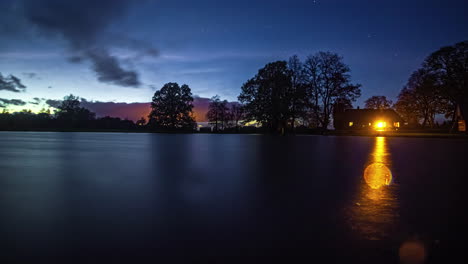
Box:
[0, 0, 467, 120]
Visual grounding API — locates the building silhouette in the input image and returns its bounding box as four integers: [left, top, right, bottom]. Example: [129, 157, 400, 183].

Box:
[334, 109, 405, 131]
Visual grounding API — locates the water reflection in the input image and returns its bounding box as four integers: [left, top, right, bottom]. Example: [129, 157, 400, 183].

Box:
[364, 137, 392, 190]
[347, 137, 399, 240]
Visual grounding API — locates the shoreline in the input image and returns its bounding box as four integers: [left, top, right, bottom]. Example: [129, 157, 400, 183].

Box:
[327, 131, 468, 139]
[1, 129, 467, 139]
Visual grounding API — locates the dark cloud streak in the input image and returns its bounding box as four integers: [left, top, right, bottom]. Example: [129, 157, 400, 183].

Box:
[29, 97, 43, 105]
[0, 73, 27, 92]
[0, 98, 27, 107]
[45, 99, 62, 108]
[18, 0, 154, 88]
[88, 49, 140, 87]
[22, 72, 40, 79]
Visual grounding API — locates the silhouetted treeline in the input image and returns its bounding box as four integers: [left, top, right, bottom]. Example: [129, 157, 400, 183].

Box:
[205, 52, 361, 134]
[205, 52, 360, 134]
[394, 40, 467, 130]
[358, 41, 467, 131]
[206, 95, 244, 132]
[2, 43, 466, 134]
[0, 95, 142, 131]
[203, 44, 466, 134]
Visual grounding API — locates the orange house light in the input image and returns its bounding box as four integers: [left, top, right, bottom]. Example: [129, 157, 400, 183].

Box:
[374, 121, 387, 131]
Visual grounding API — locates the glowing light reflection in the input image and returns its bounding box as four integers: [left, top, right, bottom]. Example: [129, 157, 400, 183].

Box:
[364, 136, 392, 189]
[346, 136, 399, 240]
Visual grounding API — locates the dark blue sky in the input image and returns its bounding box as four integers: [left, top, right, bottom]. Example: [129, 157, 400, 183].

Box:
[0, 0, 467, 112]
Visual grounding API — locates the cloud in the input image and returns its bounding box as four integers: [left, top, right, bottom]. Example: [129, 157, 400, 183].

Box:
[68, 56, 84, 63]
[179, 68, 224, 76]
[159, 51, 272, 63]
[0, 51, 60, 60]
[15, 0, 156, 87]
[45, 99, 62, 108]
[80, 96, 237, 122]
[87, 49, 140, 87]
[43, 97, 149, 121]
[0, 98, 27, 107]
[41, 96, 237, 122]
[29, 97, 44, 105]
[0, 73, 27, 92]
[80, 99, 151, 121]
[22, 72, 40, 79]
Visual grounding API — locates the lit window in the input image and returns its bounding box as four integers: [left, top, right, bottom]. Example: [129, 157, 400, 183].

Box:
[349, 122, 353, 127]
[394, 122, 400, 128]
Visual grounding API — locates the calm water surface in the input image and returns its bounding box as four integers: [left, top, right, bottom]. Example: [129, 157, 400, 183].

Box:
[0, 132, 467, 262]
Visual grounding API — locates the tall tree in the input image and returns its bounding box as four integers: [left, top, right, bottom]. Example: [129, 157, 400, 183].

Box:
[394, 87, 420, 127]
[364, 96, 393, 109]
[148, 82, 196, 131]
[424, 41, 468, 128]
[409, 69, 447, 127]
[395, 69, 450, 128]
[238, 61, 292, 132]
[303, 52, 361, 129]
[206, 95, 229, 131]
[55, 94, 96, 128]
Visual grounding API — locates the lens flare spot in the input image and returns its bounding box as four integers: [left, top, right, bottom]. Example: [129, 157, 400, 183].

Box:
[363, 163, 392, 189]
[399, 240, 426, 264]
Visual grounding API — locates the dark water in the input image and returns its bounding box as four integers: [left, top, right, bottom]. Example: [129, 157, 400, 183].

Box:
[0, 132, 467, 263]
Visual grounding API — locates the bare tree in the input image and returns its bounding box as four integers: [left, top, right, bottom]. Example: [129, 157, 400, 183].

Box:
[304, 52, 361, 129]
[207, 95, 229, 131]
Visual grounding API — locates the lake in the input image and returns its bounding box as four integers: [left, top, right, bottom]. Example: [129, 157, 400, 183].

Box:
[0, 132, 467, 263]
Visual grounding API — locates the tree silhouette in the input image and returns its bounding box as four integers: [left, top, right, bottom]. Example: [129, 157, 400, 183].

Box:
[364, 96, 393, 110]
[206, 95, 229, 131]
[424, 40, 467, 130]
[394, 87, 421, 127]
[0, 94, 140, 131]
[238, 61, 292, 133]
[136, 117, 146, 126]
[303, 52, 361, 129]
[55, 94, 96, 128]
[394, 69, 449, 128]
[148, 82, 196, 131]
[56, 95, 80, 115]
